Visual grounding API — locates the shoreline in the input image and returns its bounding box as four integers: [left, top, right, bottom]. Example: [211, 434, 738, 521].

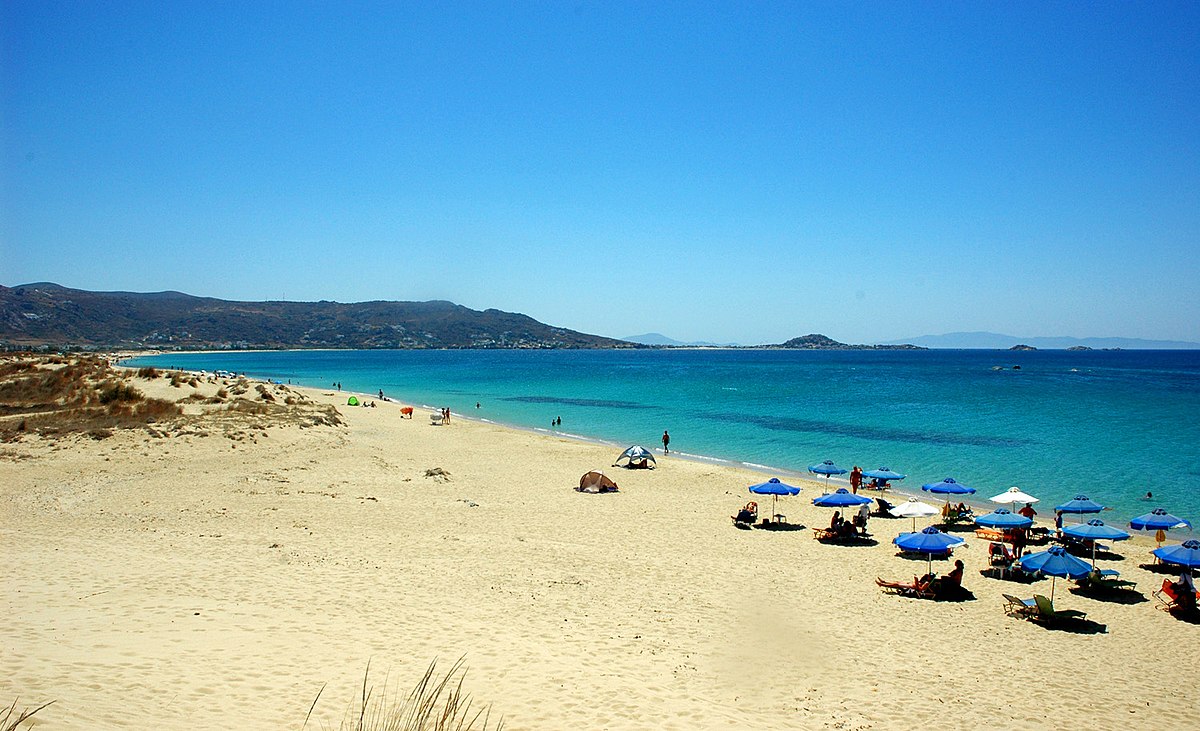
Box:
[124, 360, 1142, 538]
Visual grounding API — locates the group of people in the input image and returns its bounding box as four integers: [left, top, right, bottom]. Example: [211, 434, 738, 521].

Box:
[829, 504, 871, 538]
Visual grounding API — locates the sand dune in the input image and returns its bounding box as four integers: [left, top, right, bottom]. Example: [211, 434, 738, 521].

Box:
[2, 367, 1197, 729]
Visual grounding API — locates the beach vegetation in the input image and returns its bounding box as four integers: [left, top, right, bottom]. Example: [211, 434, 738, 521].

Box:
[135, 366, 160, 378]
[305, 659, 502, 731]
[2, 698, 53, 731]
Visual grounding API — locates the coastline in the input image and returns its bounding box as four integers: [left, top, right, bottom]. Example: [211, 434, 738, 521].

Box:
[122, 360, 1130, 536]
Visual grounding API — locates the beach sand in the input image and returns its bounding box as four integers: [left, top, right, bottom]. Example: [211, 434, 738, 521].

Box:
[2, 364, 1197, 729]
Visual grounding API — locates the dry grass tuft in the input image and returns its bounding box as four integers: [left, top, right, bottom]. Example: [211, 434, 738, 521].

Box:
[2, 698, 53, 731]
[306, 659, 502, 731]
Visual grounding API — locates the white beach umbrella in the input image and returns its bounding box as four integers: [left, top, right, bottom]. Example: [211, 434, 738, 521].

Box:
[889, 498, 941, 531]
[990, 486, 1039, 506]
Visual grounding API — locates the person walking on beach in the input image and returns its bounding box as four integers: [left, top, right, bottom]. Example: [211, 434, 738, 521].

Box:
[1012, 527, 1027, 559]
[662, 430, 670, 454]
[850, 466, 863, 494]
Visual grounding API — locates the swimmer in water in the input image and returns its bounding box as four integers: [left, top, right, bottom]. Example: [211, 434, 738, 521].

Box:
[1144, 491, 1153, 500]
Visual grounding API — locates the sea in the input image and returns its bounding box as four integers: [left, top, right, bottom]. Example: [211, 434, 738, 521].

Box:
[127, 348, 1200, 527]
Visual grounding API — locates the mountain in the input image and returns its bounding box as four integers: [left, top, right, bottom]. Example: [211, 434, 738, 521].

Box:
[768, 334, 925, 350]
[0, 283, 636, 350]
[885, 331, 1200, 350]
[621, 332, 739, 347]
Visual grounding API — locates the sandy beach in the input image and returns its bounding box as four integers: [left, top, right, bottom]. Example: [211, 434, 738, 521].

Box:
[2, 360, 1197, 730]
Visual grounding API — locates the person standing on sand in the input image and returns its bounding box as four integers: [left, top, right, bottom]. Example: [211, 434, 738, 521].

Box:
[850, 466, 863, 494]
[662, 430, 670, 454]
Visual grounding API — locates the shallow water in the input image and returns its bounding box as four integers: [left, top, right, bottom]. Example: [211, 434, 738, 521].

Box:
[129, 348, 1200, 527]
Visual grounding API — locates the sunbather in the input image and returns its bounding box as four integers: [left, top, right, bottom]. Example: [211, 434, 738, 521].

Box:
[732, 501, 758, 525]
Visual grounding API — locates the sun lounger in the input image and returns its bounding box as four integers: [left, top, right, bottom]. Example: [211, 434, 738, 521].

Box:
[1002, 593, 1037, 618]
[1153, 578, 1199, 612]
[1075, 570, 1135, 592]
[975, 528, 1011, 543]
[813, 527, 870, 542]
[873, 497, 896, 517]
[988, 541, 1015, 566]
[876, 576, 935, 600]
[1029, 594, 1087, 624]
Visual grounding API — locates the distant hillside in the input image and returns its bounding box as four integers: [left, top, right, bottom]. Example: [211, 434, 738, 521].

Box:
[0, 283, 636, 350]
[885, 331, 1200, 350]
[621, 332, 739, 347]
[768, 334, 925, 350]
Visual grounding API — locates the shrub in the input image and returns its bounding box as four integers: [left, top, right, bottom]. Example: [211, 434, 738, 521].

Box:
[136, 367, 160, 378]
[98, 382, 143, 404]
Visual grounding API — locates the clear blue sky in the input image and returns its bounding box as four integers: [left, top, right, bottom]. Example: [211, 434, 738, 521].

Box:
[3, 1, 1198, 344]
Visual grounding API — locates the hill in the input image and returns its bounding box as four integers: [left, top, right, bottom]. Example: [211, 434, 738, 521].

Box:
[769, 334, 925, 350]
[621, 332, 739, 347]
[0, 283, 635, 350]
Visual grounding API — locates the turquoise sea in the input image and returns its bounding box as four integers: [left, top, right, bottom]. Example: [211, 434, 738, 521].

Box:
[128, 349, 1200, 527]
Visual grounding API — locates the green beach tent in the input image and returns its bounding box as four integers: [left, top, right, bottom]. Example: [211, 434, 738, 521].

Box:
[347, 396, 359, 406]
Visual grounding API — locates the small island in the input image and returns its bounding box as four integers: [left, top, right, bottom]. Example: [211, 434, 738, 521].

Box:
[767, 334, 927, 350]
[1009, 344, 1037, 351]
[1066, 345, 1093, 351]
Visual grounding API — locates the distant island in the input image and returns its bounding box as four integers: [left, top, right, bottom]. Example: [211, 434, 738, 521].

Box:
[883, 330, 1200, 350]
[1009, 344, 1037, 351]
[0, 283, 637, 351]
[767, 334, 926, 351]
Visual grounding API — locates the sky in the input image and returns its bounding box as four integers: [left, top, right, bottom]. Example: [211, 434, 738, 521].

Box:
[2, 2, 1198, 345]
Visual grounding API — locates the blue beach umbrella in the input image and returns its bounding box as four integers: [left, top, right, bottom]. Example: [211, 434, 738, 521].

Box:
[748, 478, 802, 522]
[1061, 519, 1131, 568]
[894, 526, 966, 574]
[1055, 495, 1105, 515]
[1151, 539, 1200, 569]
[812, 488, 873, 508]
[974, 508, 1034, 530]
[863, 467, 906, 488]
[1129, 508, 1191, 531]
[1055, 495, 1105, 525]
[808, 460, 848, 483]
[922, 478, 976, 497]
[1130, 508, 1192, 547]
[1019, 545, 1092, 600]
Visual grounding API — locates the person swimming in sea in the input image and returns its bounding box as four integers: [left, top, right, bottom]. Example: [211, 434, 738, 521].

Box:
[1143, 491, 1153, 500]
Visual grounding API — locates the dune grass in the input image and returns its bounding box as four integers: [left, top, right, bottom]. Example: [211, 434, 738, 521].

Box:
[306, 659, 502, 731]
[2, 698, 53, 731]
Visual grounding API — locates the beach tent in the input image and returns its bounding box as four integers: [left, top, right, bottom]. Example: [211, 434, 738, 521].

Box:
[347, 396, 359, 406]
[614, 445, 656, 469]
[578, 470, 619, 493]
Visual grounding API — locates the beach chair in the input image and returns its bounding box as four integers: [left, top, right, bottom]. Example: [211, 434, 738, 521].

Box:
[1029, 594, 1087, 625]
[1153, 578, 1199, 612]
[1002, 593, 1037, 618]
[876, 576, 936, 600]
[873, 497, 896, 517]
[988, 541, 1015, 566]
